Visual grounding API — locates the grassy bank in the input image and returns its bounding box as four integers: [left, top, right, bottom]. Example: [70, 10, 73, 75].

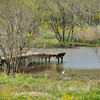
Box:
[32, 37, 99, 48]
[30, 26, 100, 48]
[1, 72, 100, 100]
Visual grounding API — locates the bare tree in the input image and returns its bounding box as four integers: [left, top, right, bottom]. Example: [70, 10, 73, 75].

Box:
[0, 1, 35, 74]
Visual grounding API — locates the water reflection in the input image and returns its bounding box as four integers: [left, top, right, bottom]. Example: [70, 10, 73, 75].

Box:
[22, 63, 64, 74]
[30, 47, 100, 75]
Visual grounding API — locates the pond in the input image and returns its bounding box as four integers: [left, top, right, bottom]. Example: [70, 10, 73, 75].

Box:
[1, 47, 100, 75]
[23, 47, 100, 76]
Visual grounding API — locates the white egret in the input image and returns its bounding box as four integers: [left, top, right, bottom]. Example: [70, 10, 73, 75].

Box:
[62, 71, 65, 74]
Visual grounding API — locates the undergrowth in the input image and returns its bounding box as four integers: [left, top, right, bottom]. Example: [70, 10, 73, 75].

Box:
[0, 72, 100, 100]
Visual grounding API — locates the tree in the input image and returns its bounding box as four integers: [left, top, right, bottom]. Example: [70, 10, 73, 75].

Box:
[0, 0, 35, 74]
[41, 0, 69, 42]
[41, 0, 89, 42]
[66, 0, 85, 42]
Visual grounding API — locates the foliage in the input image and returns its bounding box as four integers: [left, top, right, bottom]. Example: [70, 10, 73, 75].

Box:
[1, 72, 100, 99]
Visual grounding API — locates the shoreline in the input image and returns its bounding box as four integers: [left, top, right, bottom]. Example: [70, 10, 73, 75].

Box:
[31, 42, 97, 48]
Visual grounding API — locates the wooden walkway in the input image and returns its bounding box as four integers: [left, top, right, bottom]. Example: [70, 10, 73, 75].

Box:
[0, 51, 66, 72]
[0, 51, 66, 64]
[25, 51, 66, 63]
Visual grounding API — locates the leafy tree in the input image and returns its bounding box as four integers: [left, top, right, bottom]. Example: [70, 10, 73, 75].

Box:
[41, 0, 68, 42]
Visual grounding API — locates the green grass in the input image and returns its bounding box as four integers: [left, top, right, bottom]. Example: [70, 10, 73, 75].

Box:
[32, 35, 99, 48]
[1, 72, 100, 100]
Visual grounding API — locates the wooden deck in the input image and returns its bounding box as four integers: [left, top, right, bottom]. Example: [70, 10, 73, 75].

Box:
[0, 51, 66, 63]
[24, 51, 66, 63]
[0, 51, 66, 71]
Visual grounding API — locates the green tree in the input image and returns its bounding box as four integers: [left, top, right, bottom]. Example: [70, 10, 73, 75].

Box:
[41, 0, 69, 42]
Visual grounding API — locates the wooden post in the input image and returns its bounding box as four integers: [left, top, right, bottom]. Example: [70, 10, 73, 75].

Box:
[57, 57, 59, 63]
[61, 56, 63, 63]
[34, 56, 36, 65]
[55, 57, 56, 63]
[38, 58, 40, 64]
[45, 57, 47, 63]
[48, 57, 51, 63]
[41, 58, 43, 64]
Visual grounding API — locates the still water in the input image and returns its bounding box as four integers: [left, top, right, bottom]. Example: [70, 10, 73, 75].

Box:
[1, 47, 100, 75]
[28, 47, 100, 75]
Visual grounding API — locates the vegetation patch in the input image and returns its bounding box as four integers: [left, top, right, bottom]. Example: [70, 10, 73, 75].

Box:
[1, 72, 100, 99]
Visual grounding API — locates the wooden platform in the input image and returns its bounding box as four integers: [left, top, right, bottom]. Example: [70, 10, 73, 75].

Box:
[24, 51, 66, 63]
[0, 51, 66, 72]
[0, 50, 66, 74]
[1, 51, 66, 63]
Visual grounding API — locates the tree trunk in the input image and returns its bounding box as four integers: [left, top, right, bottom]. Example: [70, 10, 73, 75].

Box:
[62, 27, 65, 42]
[67, 30, 71, 42]
[7, 62, 10, 75]
[71, 15, 74, 42]
[55, 32, 62, 41]
[54, 28, 62, 41]
[71, 26, 74, 42]
[62, 12, 66, 42]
